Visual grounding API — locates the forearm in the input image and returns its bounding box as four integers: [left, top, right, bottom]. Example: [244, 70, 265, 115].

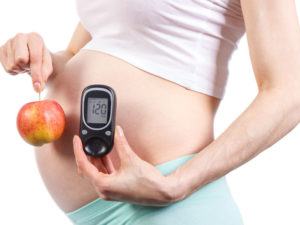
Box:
[168, 0, 300, 201]
[171, 88, 300, 201]
[48, 22, 91, 83]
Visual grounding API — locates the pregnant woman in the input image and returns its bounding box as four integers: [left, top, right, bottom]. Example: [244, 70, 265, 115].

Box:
[1, 0, 300, 224]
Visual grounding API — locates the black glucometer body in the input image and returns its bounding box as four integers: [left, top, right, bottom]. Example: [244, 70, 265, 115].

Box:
[79, 84, 117, 157]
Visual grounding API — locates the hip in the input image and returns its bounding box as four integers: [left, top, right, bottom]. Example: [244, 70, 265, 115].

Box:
[67, 154, 244, 225]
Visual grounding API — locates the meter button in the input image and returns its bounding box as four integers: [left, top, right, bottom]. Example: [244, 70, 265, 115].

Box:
[105, 130, 112, 136]
[81, 129, 88, 135]
[85, 138, 107, 157]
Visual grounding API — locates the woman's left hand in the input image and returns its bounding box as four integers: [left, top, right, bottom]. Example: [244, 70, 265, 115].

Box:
[73, 126, 180, 206]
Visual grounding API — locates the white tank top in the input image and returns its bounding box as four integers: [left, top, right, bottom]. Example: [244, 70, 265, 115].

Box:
[76, 0, 245, 99]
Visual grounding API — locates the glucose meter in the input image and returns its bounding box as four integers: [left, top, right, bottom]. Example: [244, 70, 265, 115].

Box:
[79, 84, 117, 157]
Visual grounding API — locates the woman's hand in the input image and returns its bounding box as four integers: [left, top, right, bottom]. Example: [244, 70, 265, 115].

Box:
[73, 126, 181, 206]
[0, 32, 53, 92]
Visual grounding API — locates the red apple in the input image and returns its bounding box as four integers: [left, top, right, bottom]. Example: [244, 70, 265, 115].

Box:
[17, 100, 66, 146]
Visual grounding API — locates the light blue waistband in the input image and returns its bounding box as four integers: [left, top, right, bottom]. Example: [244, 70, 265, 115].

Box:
[66, 154, 197, 217]
[66, 154, 238, 225]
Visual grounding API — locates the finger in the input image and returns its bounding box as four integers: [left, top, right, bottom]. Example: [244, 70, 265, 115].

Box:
[0, 44, 17, 75]
[90, 157, 108, 174]
[7, 37, 26, 73]
[6, 39, 18, 73]
[28, 33, 43, 92]
[0, 46, 5, 69]
[114, 126, 138, 166]
[1, 48, 9, 75]
[73, 135, 102, 182]
[13, 33, 29, 71]
[0, 43, 9, 70]
[41, 46, 53, 90]
[101, 155, 116, 174]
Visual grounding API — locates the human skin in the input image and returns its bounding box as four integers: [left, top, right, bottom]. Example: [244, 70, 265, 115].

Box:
[1, 0, 299, 212]
[0, 23, 220, 211]
[72, 0, 300, 205]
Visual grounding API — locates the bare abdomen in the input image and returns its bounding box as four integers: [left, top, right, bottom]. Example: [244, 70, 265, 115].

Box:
[34, 49, 220, 212]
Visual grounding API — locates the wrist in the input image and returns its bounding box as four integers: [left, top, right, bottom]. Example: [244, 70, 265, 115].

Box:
[163, 171, 188, 203]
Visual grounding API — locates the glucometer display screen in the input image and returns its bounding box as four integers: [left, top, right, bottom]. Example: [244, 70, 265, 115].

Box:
[80, 85, 116, 157]
[87, 97, 108, 124]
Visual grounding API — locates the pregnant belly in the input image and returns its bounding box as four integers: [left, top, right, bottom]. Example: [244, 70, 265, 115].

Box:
[34, 49, 220, 213]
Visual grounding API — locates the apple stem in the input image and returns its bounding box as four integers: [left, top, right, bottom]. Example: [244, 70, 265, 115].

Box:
[38, 91, 40, 101]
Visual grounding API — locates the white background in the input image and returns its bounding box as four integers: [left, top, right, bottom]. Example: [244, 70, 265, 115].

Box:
[0, 1, 299, 224]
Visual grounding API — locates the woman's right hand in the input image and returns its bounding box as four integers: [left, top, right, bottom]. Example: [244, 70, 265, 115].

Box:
[0, 32, 53, 92]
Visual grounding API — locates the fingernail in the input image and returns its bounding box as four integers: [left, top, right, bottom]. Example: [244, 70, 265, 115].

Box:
[33, 82, 41, 92]
[116, 126, 123, 137]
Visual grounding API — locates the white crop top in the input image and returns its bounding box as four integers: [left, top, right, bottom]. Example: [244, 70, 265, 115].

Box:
[76, 0, 245, 99]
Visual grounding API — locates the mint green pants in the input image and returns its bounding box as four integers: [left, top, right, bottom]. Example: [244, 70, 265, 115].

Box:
[66, 154, 244, 225]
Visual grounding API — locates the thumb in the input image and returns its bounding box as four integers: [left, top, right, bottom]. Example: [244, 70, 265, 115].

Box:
[114, 126, 137, 164]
